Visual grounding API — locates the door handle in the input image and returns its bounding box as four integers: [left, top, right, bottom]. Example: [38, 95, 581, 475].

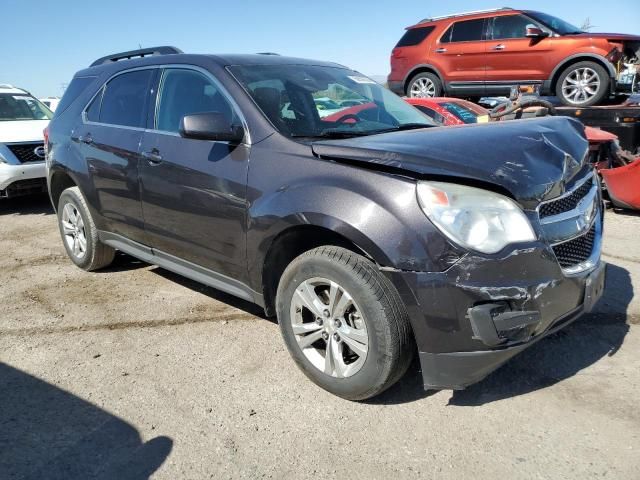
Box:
[78, 134, 93, 144]
[492, 44, 506, 51]
[435, 47, 447, 53]
[142, 149, 163, 165]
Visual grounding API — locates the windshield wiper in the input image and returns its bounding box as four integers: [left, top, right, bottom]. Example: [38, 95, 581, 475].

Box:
[291, 123, 434, 139]
[291, 130, 377, 139]
[373, 123, 434, 134]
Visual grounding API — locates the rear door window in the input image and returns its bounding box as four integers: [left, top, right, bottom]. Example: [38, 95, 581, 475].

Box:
[441, 18, 486, 43]
[491, 15, 532, 39]
[395, 26, 435, 47]
[99, 70, 154, 128]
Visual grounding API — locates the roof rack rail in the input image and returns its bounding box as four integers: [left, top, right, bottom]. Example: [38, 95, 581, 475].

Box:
[0, 83, 15, 88]
[257, 52, 280, 56]
[90, 46, 183, 67]
[419, 7, 512, 24]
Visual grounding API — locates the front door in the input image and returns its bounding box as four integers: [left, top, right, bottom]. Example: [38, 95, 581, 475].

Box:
[138, 67, 249, 281]
[484, 14, 555, 93]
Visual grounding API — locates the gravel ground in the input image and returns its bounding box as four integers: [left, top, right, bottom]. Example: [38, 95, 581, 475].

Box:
[1, 195, 639, 480]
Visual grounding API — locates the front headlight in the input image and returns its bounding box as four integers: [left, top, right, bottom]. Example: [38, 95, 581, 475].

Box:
[416, 181, 536, 254]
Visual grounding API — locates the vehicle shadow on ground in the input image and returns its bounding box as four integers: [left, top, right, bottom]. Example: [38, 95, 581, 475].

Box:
[368, 263, 633, 406]
[99, 251, 151, 273]
[0, 194, 53, 216]
[0, 362, 172, 479]
[448, 262, 632, 406]
[609, 207, 640, 218]
[151, 267, 269, 320]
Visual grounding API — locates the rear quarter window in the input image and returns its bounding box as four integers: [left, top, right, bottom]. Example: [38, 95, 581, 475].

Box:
[53, 76, 96, 117]
[395, 26, 435, 47]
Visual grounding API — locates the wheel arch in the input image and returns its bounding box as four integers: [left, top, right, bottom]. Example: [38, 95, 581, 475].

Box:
[549, 54, 616, 93]
[260, 223, 385, 317]
[49, 168, 80, 213]
[403, 65, 445, 95]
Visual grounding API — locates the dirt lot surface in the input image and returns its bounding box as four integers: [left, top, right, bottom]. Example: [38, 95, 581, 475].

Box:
[1, 195, 639, 479]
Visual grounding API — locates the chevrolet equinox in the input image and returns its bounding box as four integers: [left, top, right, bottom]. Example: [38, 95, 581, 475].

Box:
[46, 47, 605, 400]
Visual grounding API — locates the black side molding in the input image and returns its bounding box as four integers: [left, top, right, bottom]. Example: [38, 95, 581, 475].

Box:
[90, 46, 183, 67]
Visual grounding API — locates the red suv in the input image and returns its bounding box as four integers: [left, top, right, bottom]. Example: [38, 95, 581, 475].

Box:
[388, 8, 640, 107]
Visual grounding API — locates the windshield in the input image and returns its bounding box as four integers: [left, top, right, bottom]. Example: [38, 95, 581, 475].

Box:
[525, 11, 584, 35]
[440, 101, 487, 124]
[0, 94, 52, 121]
[228, 64, 435, 138]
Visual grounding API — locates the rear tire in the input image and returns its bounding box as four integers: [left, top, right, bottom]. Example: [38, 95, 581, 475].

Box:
[57, 186, 115, 271]
[556, 61, 609, 107]
[407, 72, 442, 98]
[276, 246, 415, 401]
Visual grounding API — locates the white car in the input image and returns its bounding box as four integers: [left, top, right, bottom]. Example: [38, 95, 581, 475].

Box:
[0, 84, 51, 198]
[39, 97, 60, 112]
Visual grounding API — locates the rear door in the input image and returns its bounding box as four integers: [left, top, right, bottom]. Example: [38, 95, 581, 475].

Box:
[138, 67, 249, 281]
[484, 14, 555, 91]
[435, 18, 488, 95]
[77, 68, 155, 243]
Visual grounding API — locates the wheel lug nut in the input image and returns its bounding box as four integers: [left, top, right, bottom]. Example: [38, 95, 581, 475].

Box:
[322, 332, 329, 341]
[334, 319, 341, 328]
[323, 309, 330, 318]
[316, 318, 323, 325]
[333, 333, 340, 342]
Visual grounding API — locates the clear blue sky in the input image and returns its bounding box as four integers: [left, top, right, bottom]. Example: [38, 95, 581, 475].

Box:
[1, 0, 638, 97]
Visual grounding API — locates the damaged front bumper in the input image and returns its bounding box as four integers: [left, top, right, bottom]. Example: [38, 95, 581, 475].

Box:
[383, 223, 605, 390]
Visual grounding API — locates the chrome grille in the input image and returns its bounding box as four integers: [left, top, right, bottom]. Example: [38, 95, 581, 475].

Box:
[539, 177, 593, 219]
[7, 143, 45, 163]
[538, 172, 602, 274]
[552, 224, 596, 268]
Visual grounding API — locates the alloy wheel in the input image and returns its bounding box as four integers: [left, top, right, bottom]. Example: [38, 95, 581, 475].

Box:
[289, 277, 369, 378]
[561, 67, 601, 105]
[410, 77, 436, 98]
[61, 203, 87, 259]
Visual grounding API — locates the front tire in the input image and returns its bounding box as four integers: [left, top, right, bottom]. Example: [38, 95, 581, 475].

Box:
[276, 246, 414, 401]
[556, 61, 609, 107]
[407, 72, 442, 98]
[57, 186, 115, 271]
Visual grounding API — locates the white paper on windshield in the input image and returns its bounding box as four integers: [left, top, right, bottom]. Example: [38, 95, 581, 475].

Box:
[347, 76, 376, 84]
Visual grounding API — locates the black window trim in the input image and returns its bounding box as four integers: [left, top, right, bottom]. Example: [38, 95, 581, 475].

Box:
[150, 65, 248, 142]
[438, 17, 489, 44]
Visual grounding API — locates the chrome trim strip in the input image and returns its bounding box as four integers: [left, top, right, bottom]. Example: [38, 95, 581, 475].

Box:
[537, 172, 593, 216]
[81, 64, 251, 145]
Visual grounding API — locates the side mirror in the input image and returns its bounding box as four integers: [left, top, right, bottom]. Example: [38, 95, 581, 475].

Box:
[526, 25, 547, 38]
[179, 112, 244, 143]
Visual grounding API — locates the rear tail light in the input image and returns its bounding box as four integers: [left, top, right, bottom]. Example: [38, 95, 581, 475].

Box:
[43, 126, 49, 158]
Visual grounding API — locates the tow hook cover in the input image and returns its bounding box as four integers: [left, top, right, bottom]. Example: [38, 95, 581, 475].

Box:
[468, 303, 541, 347]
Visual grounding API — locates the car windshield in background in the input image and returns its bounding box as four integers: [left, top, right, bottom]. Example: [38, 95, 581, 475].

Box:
[0, 94, 52, 121]
[228, 64, 435, 138]
[525, 11, 584, 35]
[441, 102, 486, 124]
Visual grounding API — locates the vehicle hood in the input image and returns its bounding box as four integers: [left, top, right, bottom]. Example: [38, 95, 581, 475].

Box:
[311, 116, 589, 209]
[0, 120, 49, 143]
[571, 33, 640, 42]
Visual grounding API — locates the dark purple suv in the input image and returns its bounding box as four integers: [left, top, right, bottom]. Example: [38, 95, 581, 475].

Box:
[46, 47, 605, 400]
